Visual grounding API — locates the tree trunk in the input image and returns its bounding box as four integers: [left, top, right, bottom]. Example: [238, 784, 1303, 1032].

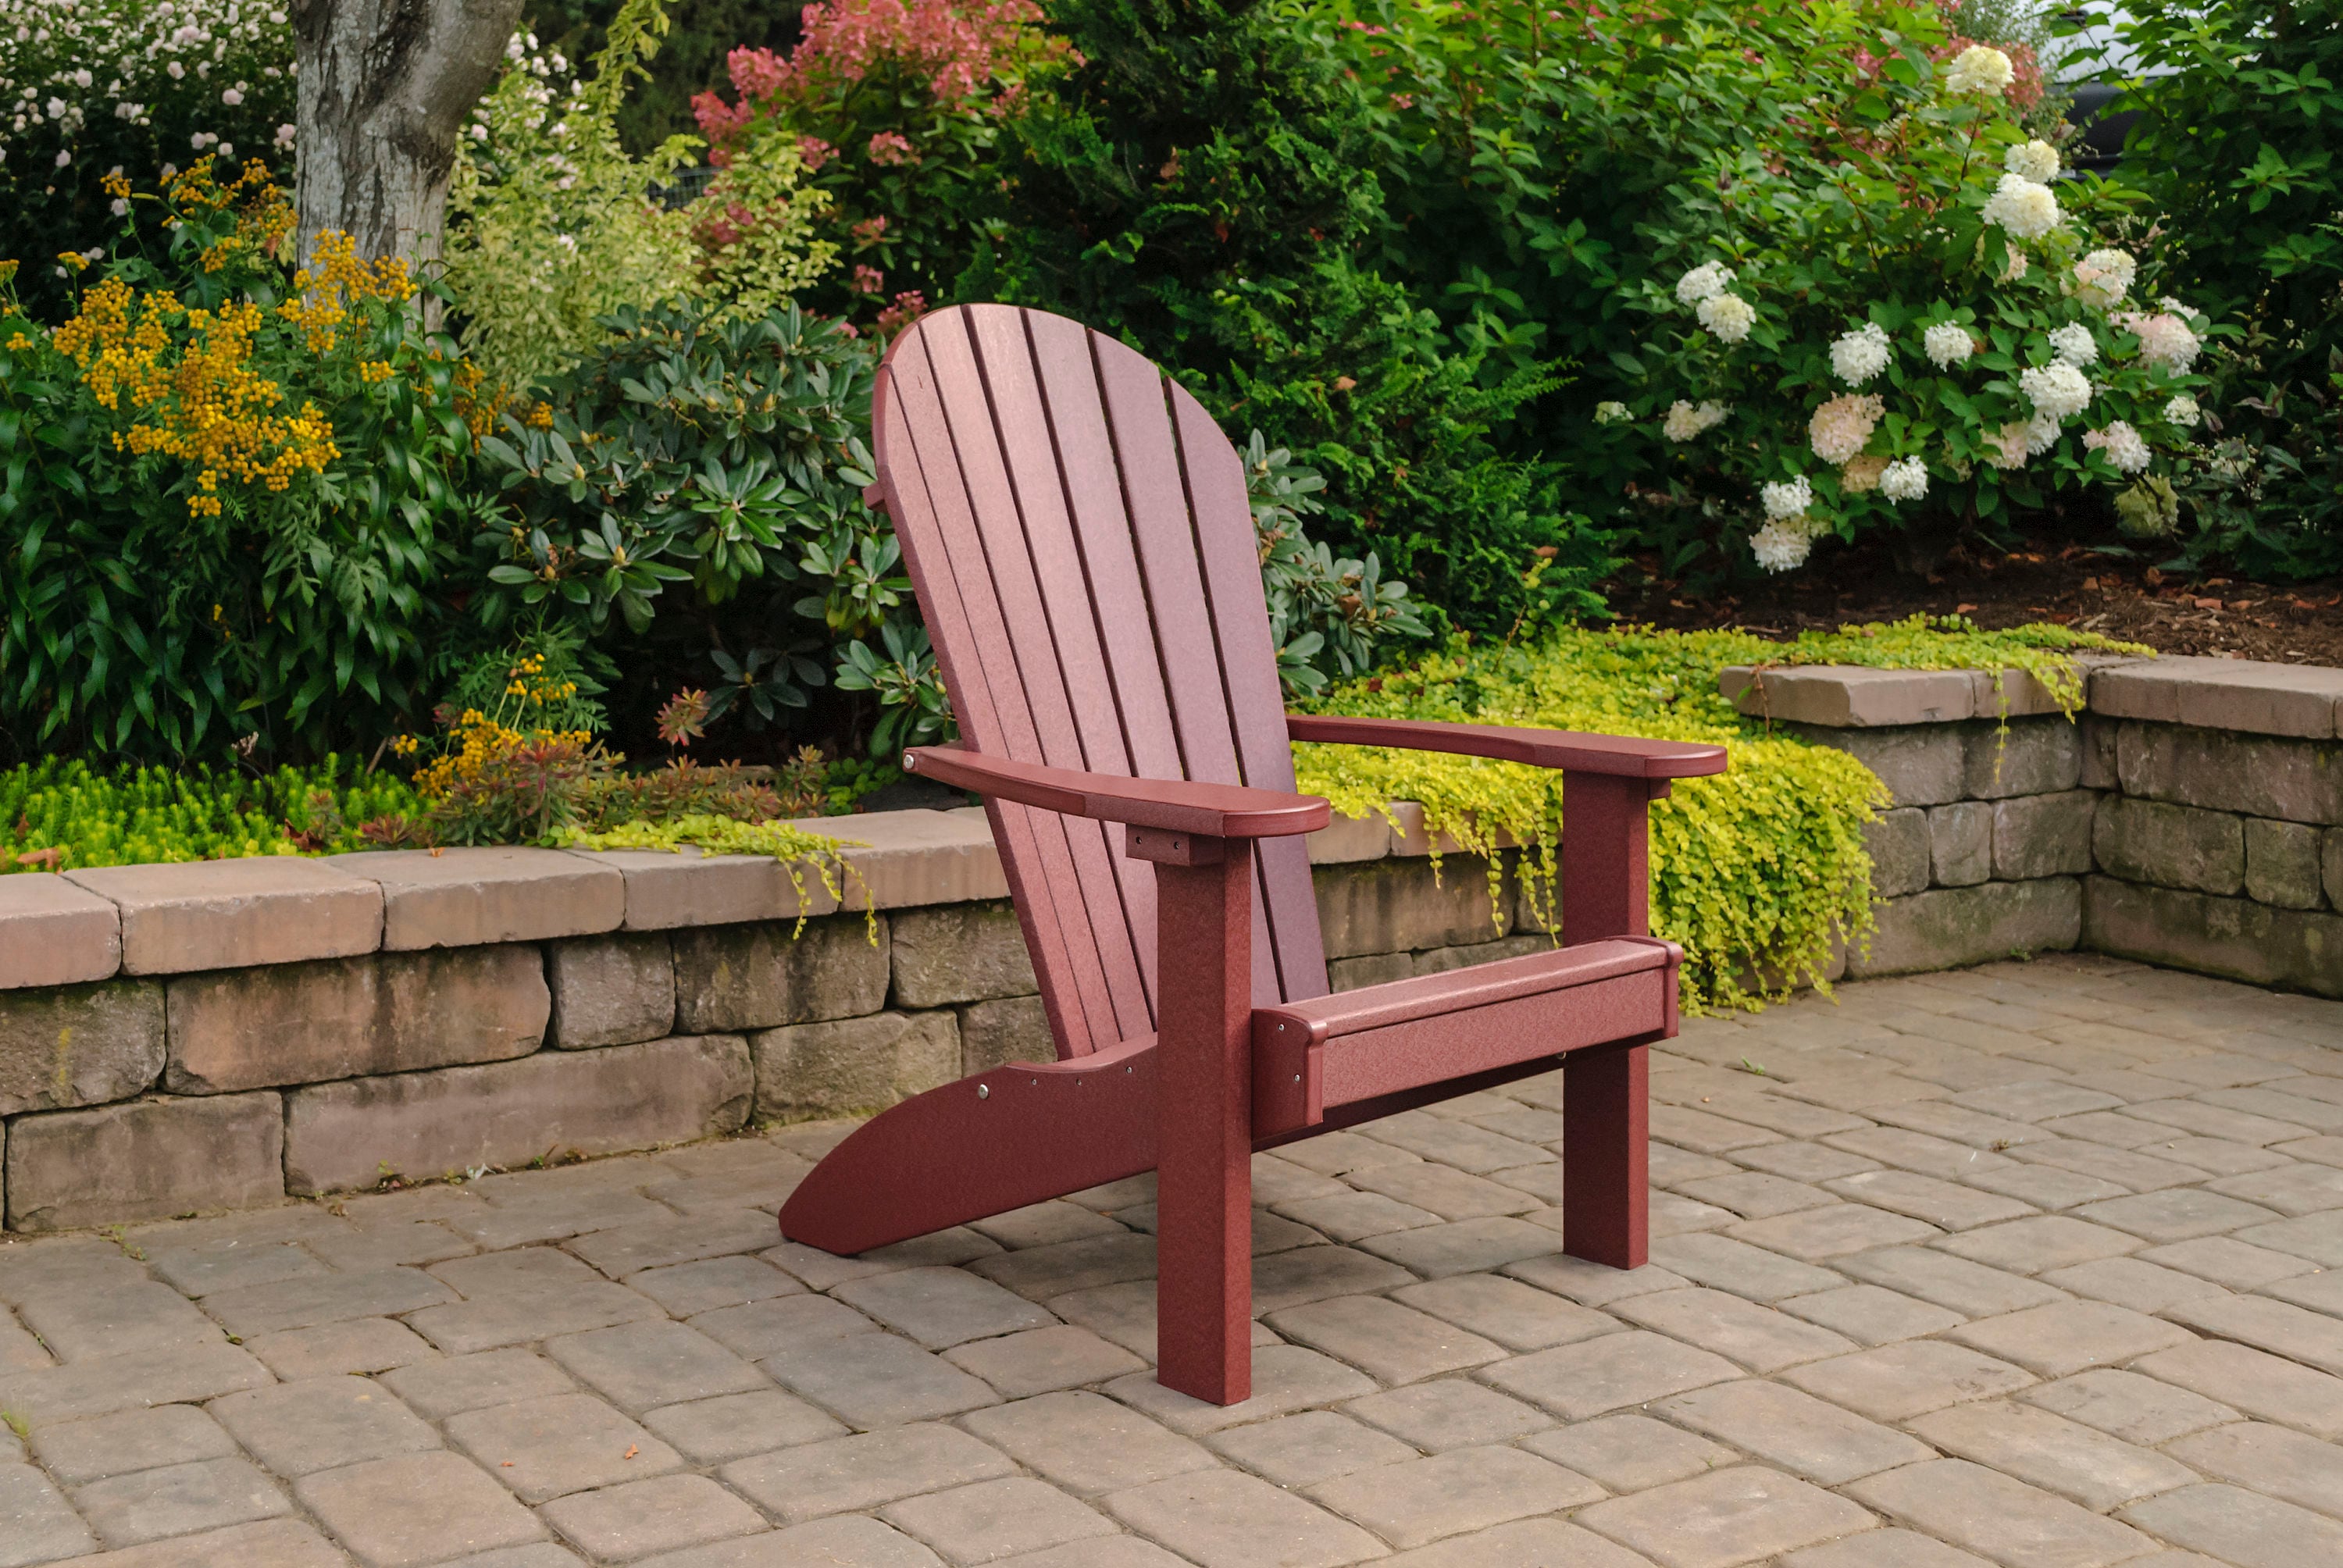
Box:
[292, 0, 523, 265]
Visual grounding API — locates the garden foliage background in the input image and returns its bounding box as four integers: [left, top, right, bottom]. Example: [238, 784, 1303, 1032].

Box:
[0, 0, 2334, 998]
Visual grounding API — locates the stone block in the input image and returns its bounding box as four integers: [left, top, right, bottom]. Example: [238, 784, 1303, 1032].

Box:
[1327, 952, 1414, 992]
[0, 875, 120, 990]
[1721, 665, 1980, 726]
[281, 1034, 751, 1194]
[2093, 654, 2343, 739]
[1928, 801, 1992, 888]
[545, 932, 675, 1049]
[752, 1010, 959, 1117]
[2331, 829, 2343, 911]
[1846, 878, 2081, 978]
[327, 846, 622, 950]
[66, 858, 383, 975]
[564, 846, 839, 931]
[165, 946, 548, 1095]
[1307, 811, 1393, 865]
[5, 1091, 284, 1231]
[2081, 715, 2120, 789]
[672, 915, 890, 1032]
[1865, 808, 1931, 900]
[1313, 856, 1507, 959]
[0, 977, 165, 1115]
[1785, 723, 1965, 807]
[2246, 818, 2327, 911]
[2093, 796, 2244, 895]
[1963, 717, 2083, 800]
[1993, 790, 2099, 881]
[890, 901, 1036, 1007]
[958, 995, 1053, 1073]
[2117, 720, 2343, 825]
[797, 807, 1011, 909]
[2084, 877, 2343, 1000]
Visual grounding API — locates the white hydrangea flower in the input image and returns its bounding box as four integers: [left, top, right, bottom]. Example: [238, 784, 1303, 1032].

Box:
[2025, 410, 2064, 455]
[1830, 322, 1892, 386]
[1809, 394, 1883, 464]
[220, 86, 241, 105]
[1923, 323, 1974, 369]
[1945, 45, 2015, 96]
[1760, 476, 1813, 521]
[1674, 262, 1735, 305]
[2049, 323, 2099, 369]
[1662, 400, 1728, 440]
[2163, 394, 2201, 428]
[2005, 139, 2059, 182]
[2073, 248, 2137, 309]
[2084, 421, 2152, 474]
[1879, 457, 1930, 502]
[1593, 401, 1631, 425]
[1983, 173, 2062, 240]
[2120, 311, 2203, 374]
[1749, 520, 1812, 573]
[1986, 423, 2031, 471]
[1696, 293, 1756, 343]
[2000, 245, 2029, 283]
[2020, 362, 2093, 421]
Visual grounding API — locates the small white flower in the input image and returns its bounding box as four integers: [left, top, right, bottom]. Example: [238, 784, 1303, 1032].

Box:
[1761, 476, 1813, 521]
[215, 141, 231, 158]
[109, 196, 127, 216]
[1750, 520, 1812, 573]
[2020, 362, 2093, 421]
[2049, 323, 2099, 369]
[1945, 44, 2015, 96]
[220, 86, 241, 105]
[44, 94, 66, 119]
[1674, 261, 1735, 305]
[1593, 401, 1631, 425]
[274, 121, 295, 147]
[469, 122, 487, 141]
[1696, 293, 1756, 342]
[53, 148, 70, 166]
[71, 67, 92, 89]
[2084, 420, 2152, 474]
[1663, 400, 1728, 440]
[1983, 173, 2062, 241]
[2000, 245, 2029, 283]
[2073, 248, 2137, 309]
[2005, 139, 2058, 182]
[1923, 323, 1974, 369]
[2163, 394, 2201, 428]
[2025, 410, 2064, 455]
[167, 59, 184, 78]
[1830, 322, 1892, 387]
[1879, 456, 1930, 502]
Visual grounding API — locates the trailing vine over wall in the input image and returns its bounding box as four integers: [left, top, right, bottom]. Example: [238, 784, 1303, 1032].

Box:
[1293, 617, 2147, 1011]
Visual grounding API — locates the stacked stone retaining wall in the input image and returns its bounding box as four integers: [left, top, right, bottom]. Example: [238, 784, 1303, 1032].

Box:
[2, 654, 2337, 1232]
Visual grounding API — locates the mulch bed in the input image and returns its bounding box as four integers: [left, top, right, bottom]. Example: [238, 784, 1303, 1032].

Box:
[1608, 536, 2343, 666]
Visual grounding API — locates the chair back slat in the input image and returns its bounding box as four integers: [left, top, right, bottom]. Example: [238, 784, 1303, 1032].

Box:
[873, 305, 1332, 1058]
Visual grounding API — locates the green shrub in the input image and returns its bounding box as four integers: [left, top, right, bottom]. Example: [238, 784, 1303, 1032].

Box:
[1294, 616, 2144, 1010]
[0, 165, 490, 765]
[973, 0, 1611, 638]
[2094, 0, 2343, 578]
[0, 757, 416, 871]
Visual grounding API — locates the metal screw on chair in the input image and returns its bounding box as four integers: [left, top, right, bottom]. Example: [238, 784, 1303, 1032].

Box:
[977, 1084, 989, 1099]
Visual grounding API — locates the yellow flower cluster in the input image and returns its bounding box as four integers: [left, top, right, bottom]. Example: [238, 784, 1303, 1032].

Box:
[412, 709, 594, 799]
[500, 654, 579, 708]
[166, 162, 298, 276]
[56, 277, 339, 516]
[279, 230, 415, 355]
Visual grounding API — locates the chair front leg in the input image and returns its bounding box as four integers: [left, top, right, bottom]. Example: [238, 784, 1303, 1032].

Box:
[1560, 771, 1668, 1270]
[1129, 826, 1256, 1405]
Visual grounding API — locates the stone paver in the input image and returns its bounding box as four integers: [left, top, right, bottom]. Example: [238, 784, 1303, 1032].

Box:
[2, 959, 2341, 1568]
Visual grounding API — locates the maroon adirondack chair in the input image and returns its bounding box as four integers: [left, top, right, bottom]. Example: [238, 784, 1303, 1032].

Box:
[776, 304, 1729, 1405]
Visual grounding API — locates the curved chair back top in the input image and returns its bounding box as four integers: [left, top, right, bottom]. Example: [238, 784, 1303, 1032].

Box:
[871, 304, 1332, 1058]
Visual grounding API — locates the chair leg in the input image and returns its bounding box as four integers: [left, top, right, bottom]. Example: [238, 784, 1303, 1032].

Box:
[1150, 848, 1255, 1405]
[1563, 1039, 1649, 1270]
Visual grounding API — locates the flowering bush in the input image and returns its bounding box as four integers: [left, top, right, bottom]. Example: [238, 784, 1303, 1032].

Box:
[0, 0, 293, 319]
[442, 0, 706, 395]
[0, 162, 493, 762]
[1628, 34, 2219, 572]
[691, 0, 1050, 326]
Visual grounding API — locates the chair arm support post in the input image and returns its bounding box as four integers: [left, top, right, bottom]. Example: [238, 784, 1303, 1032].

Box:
[1142, 832, 1256, 1405]
[1561, 771, 1667, 946]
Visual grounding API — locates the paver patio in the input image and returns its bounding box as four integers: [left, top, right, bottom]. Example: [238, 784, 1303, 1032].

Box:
[2, 953, 2341, 1567]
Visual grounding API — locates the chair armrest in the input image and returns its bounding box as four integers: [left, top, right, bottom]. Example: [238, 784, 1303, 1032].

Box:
[1286, 715, 1728, 779]
[903, 747, 1330, 839]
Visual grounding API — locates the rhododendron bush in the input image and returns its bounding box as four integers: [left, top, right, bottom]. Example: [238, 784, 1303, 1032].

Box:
[690, 0, 1052, 326]
[1626, 27, 2219, 573]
